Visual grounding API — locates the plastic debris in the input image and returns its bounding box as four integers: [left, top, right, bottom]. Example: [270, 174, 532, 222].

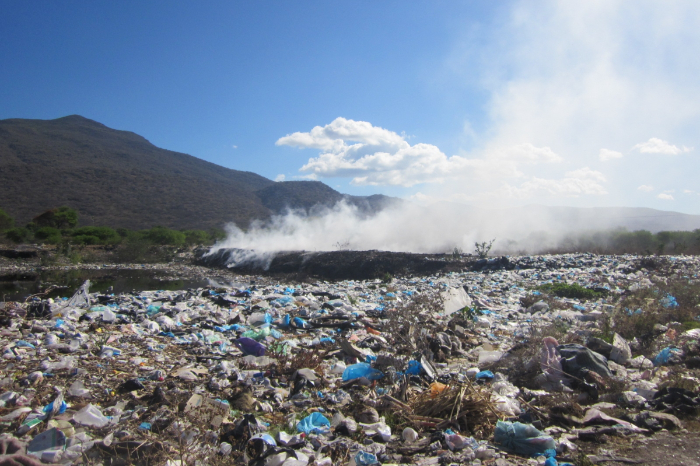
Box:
[493, 420, 557, 457]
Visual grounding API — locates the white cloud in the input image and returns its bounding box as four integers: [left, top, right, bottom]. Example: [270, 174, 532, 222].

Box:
[683, 189, 694, 194]
[598, 148, 623, 161]
[564, 167, 606, 182]
[274, 174, 285, 182]
[637, 185, 654, 192]
[657, 193, 674, 200]
[232, 145, 238, 149]
[633, 138, 693, 155]
[278, 117, 564, 187]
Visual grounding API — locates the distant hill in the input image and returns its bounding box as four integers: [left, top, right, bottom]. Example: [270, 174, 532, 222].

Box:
[501, 205, 700, 234]
[255, 181, 399, 215]
[0, 115, 397, 230]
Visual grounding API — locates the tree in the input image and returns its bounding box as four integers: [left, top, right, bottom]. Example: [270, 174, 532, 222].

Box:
[0, 209, 14, 232]
[32, 207, 79, 229]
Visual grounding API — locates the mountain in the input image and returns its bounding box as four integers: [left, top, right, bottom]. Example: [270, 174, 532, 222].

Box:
[499, 205, 700, 234]
[0, 115, 397, 230]
[255, 181, 399, 215]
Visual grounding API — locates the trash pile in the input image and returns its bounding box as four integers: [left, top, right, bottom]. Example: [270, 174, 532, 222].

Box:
[0, 252, 699, 465]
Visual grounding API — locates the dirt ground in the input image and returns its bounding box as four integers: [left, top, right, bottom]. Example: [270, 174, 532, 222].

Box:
[575, 430, 700, 466]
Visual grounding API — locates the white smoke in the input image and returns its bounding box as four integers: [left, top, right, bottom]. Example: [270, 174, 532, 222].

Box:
[211, 200, 496, 255]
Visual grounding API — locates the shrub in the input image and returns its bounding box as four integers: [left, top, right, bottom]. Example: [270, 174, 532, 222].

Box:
[182, 229, 210, 245]
[474, 239, 495, 258]
[143, 226, 186, 246]
[71, 235, 101, 245]
[34, 226, 62, 244]
[5, 227, 30, 243]
[537, 282, 605, 301]
[70, 226, 120, 244]
[0, 209, 14, 232]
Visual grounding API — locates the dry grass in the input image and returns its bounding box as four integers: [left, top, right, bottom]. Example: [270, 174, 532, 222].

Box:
[408, 381, 500, 439]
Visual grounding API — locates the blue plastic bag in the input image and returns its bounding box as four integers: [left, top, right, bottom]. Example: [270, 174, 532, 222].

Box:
[493, 421, 556, 457]
[354, 451, 379, 466]
[653, 346, 682, 366]
[660, 294, 678, 308]
[342, 362, 383, 381]
[475, 370, 494, 380]
[296, 412, 330, 434]
[405, 360, 422, 375]
[42, 400, 67, 414]
[293, 317, 309, 328]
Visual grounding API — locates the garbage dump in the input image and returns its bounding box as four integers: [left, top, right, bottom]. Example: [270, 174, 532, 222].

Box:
[0, 252, 700, 465]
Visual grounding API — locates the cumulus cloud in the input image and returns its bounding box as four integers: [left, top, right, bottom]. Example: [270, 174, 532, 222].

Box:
[637, 185, 654, 192]
[274, 174, 285, 182]
[277, 117, 563, 187]
[657, 193, 674, 200]
[633, 138, 693, 155]
[598, 149, 623, 161]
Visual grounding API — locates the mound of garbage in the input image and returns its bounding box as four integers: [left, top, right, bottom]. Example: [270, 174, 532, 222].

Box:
[0, 253, 699, 465]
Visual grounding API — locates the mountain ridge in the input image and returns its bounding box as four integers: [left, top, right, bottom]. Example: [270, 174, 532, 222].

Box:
[0, 115, 395, 230]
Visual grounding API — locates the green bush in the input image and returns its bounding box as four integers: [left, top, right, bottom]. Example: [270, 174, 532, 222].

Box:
[142, 226, 186, 246]
[0, 209, 14, 232]
[183, 229, 210, 245]
[209, 228, 227, 242]
[70, 226, 120, 244]
[34, 226, 62, 244]
[72, 235, 101, 245]
[5, 227, 30, 243]
[537, 282, 605, 301]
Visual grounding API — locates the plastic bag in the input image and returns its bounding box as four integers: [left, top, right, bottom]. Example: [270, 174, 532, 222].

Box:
[73, 404, 109, 428]
[296, 412, 330, 434]
[342, 363, 383, 381]
[405, 360, 421, 375]
[475, 370, 494, 380]
[493, 421, 556, 457]
[653, 346, 682, 366]
[236, 337, 266, 356]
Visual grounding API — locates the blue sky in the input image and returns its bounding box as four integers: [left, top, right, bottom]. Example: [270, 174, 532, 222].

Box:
[2, 1, 700, 213]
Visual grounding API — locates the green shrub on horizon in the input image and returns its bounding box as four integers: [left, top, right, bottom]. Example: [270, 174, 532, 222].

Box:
[0, 209, 14, 232]
[5, 227, 30, 243]
[142, 226, 186, 246]
[34, 226, 62, 244]
[183, 229, 211, 245]
[70, 226, 121, 244]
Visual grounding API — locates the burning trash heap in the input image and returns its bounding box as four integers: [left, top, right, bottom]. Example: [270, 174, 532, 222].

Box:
[0, 253, 699, 465]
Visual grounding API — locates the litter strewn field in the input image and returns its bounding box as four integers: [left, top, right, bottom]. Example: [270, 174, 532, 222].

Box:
[1, 252, 699, 466]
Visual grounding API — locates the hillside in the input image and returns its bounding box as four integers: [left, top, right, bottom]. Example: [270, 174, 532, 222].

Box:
[0, 116, 396, 230]
[255, 181, 399, 214]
